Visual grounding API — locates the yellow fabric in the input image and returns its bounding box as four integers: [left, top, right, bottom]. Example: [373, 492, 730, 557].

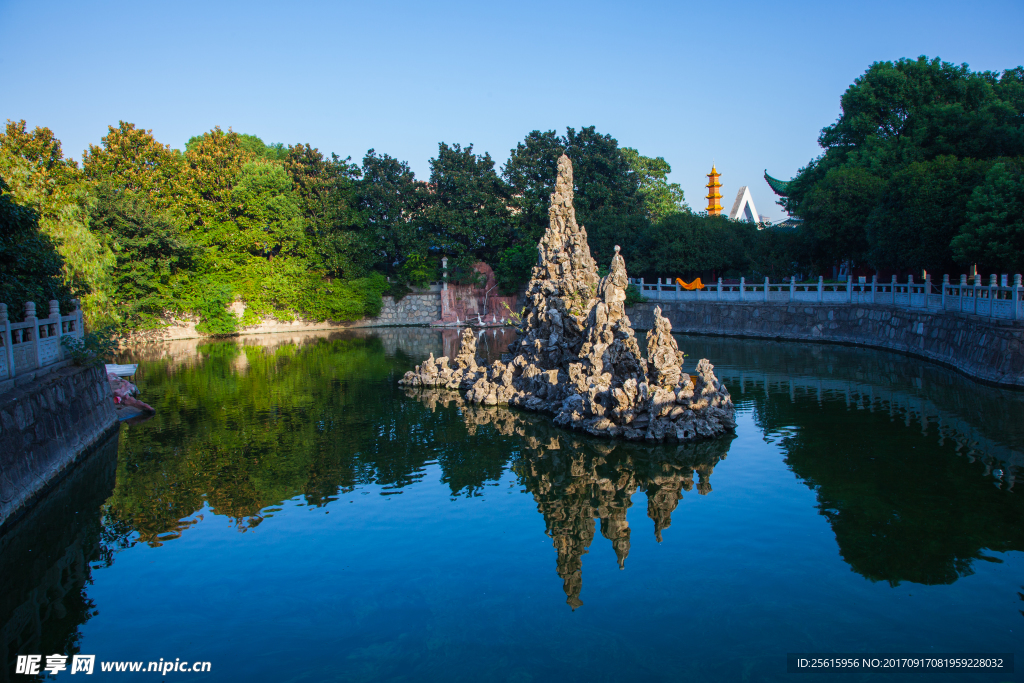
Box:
[676, 278, 704, 290]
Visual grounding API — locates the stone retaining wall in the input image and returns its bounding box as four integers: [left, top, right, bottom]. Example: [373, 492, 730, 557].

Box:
[370, 294, 441, 327]
[0, 364, 118, 531]
[128, 293, 445, 343]
[627, 302, 1024, 388]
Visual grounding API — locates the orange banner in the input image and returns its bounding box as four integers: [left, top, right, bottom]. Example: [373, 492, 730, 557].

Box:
[675, 278, 704, 290]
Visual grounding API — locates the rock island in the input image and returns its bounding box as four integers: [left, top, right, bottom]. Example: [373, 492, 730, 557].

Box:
[400, 155, 736, 442]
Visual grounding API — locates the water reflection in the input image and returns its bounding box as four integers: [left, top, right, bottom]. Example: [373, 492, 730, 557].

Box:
[3, 328, 1024, 678]
[111, 330, 1024, 589]
[409, 389, 733, 608]
[690, 335, 1024, 489]
[678, 335, 1024, 587]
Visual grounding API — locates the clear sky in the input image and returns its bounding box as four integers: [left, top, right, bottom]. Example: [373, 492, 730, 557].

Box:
[2, 0, 1022, 221]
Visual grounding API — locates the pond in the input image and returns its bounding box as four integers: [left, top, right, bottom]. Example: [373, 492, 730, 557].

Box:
[2, 327, 1022, 682]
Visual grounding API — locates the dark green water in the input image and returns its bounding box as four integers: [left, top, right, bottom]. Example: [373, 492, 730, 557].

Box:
[2, 328, 1022, 682]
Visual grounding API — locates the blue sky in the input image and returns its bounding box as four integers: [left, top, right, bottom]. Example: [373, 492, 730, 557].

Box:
[2, 0, 1022, 221]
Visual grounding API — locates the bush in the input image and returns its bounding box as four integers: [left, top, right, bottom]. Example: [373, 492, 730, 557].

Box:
[625, 283, 647, 306]
[399, 254, 436, 289]
[194, 285, 239, 335]
[61, 326, 120, 366]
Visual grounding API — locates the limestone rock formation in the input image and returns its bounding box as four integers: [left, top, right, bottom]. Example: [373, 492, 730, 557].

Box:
[399, 154, 736, 443]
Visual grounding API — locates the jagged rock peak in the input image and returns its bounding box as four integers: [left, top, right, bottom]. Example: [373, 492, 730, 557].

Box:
[646, 306, 685, 389]
[399, 156, 736, 445]
[534, 154, 600, 301]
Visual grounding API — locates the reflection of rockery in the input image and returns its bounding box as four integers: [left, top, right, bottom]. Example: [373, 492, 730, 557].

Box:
[400, 389, 731, 609]
[435, 261, 518, 327]
[402, 155, 736, 443]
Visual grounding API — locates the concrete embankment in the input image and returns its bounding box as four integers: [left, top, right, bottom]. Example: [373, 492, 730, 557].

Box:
[627, 302, 1024, 388]
[0, 364, 118, 531]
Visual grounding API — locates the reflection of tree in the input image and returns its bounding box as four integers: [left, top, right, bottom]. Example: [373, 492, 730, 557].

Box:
[108, 336, 486, 546]
[703, 334, 1024, 487]
[405, 389, 734, 608]
[745, 389, 1024, 586]
[0, 437, 118, 681]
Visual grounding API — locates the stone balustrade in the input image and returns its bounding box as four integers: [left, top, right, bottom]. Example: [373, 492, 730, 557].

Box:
[633, 273, 1024, 321]
[0, 299, 85, 393]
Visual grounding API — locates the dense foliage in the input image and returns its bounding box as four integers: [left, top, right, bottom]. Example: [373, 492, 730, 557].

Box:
[0, 120, 694, 332]
[784, 56, 1024, 274]
[0, 177, 77, 315]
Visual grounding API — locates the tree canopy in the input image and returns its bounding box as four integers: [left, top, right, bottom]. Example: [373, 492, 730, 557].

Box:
[784, 56, 1024, 274]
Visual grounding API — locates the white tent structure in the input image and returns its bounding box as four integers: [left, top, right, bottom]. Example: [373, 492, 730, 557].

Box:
[728, 186, 759, 224]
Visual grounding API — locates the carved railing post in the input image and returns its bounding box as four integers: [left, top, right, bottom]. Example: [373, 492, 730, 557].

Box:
[974, 274, 982, 315]
[1015, 274, 1022, 321]
[988, 273, 997, 317]
[871, 274, 877, 304]
[739, 277, 745, 301]
[764, 277, 769, 302]
[46, 300, 61, 360]
[0, 303, 11, 380]
[817, 276, 823, 303]
[24, 301, 40, 370]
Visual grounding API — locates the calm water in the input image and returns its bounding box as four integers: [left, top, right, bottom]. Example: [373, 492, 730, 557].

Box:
[2, 327, 1023, 682]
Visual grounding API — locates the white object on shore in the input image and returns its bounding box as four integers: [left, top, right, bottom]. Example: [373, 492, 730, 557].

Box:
[105, 363, 138, 377]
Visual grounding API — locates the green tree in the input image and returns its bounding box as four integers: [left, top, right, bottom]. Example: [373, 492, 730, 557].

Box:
[1, 120, 115, 325]
[494, 242, 537, 295]
[83, 122, 187, 211]
[866, 156, 991, 273]
[88, 184, 196, 329]
[785, 57, 1024, 273]
[621, 147, 687, 221]
[423, 142, 512, 272]
[502, 130, 565, 245]
[186, 132, 287, 162]
[284, 144, 368, 279]
[799, 166, 882, 269]
[564, 126, 646, 264]
[357, 149, 428, 275]
[638, 212, 752, 278]
[501, 127, 648, 271]
[0, 177, 77, 315]
[951, 160, 1024, 272]
[180, 127, 258, 227]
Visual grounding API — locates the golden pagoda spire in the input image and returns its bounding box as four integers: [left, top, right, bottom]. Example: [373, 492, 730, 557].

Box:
[705, 165, 723, 215]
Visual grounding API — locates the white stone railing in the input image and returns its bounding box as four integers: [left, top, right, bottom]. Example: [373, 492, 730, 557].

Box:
[0, 299, 85, 382]
[631, 274, 1024, 321]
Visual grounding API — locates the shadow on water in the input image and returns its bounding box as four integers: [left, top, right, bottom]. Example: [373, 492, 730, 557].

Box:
[0, 434, 119, 683]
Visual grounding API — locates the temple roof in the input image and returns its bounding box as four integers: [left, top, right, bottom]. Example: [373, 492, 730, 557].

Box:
[764, 171, 791, 197]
